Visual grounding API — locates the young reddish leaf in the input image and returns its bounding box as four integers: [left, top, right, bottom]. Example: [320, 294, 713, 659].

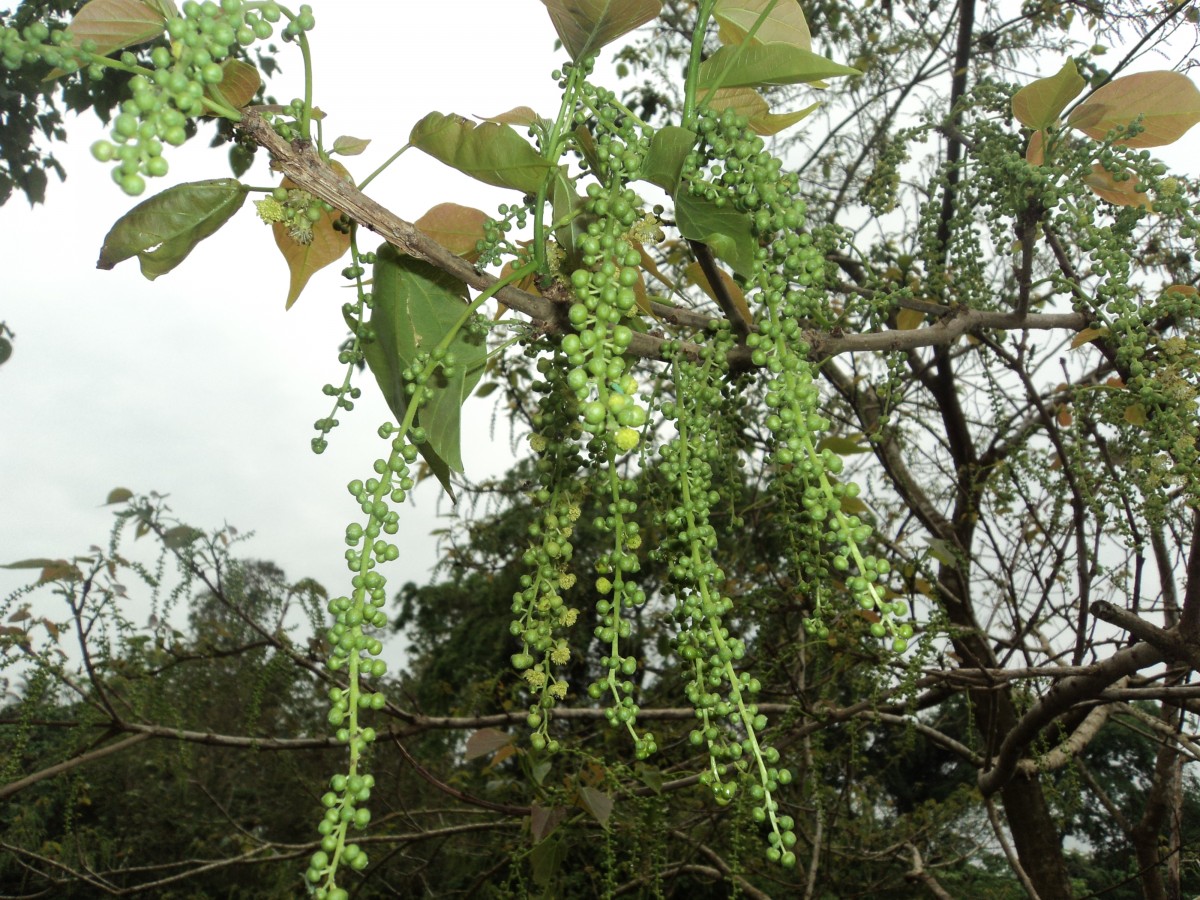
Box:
[1012, 59, 1085, 130]
[489, 743, 518, 768]
[1164, 284, 1199, 297]
[895, 307, 925, 330]
[699, 87, 818, 135]
[1057, 406, 1073, 427]
[273, 163, 353, 308]
[104, 487, 134, 505]
[162, 525, 203, 549]
[98, 178, 248, 280]
[410, 112, 553, 194]
[8, 607, 31, 622]
[479, 106, 541, 126]
[697, 43, 858, 90]
[42, 562, 83, 583]
[465, 727, 513, 761]
[205, 59, 261, 112]
[684, 260, 751, 324]
[633, 240, 672, 293]
[331, 135, 371, 156]
[1069, 71, 1200, 147]
[539, 0, 662, 62]
[1, 559, 65, 570]
[1070, 326, 1108, 349]
[530, 803, 567, 842]
[713, 0, 811, 49]
[46, 0, 168, 79]
[577, 785, 614, 827]
[1026, 130, 1045, 166]
[414, 202, 489, 262]
[1083, 164, 1149, 208]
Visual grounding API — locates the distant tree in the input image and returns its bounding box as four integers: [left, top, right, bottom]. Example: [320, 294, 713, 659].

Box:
[3, 1, 1200, 897]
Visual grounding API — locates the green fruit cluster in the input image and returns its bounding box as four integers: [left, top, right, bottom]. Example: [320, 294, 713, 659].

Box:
[510, 350, 588, 751]
[1, 0, 312, 195]
[255, 185, 335, 245]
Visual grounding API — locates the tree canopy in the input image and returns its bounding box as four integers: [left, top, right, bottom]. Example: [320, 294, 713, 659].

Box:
[3, 1, 1200, 898]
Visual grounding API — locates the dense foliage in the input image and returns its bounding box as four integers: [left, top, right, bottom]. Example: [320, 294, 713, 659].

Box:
[3, 1, 1200, 897]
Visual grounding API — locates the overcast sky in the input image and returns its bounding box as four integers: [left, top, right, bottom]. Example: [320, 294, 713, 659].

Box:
[1, 3, 586, 617]
[3, 3, 1198, 644]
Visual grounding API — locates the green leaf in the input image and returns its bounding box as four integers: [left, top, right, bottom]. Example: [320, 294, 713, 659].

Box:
[331, 135, 371, 157]
[530, 835, 567, 887]
[1012, 59, 1085, 130]
[817, 435, 872, 455]
[229, 143, 255, 178]
[46, 0, 168, 79]
[366, 245, 487, 489]
[573, 125, 604, 177]
[635, 762, 663, 794]
[551, 166, 587, 267]
[640, 125, 696, 192]
[97, 178, 248, 280]
[0, 337, 11, 366]
[713, 0, 811, 49]
[577, 785, 614, 827]
[539, 0, 662, 62]
[410, 112, 554, 194]
[926, 538, 958, 567]
[699, 87, 817, 135]
[674, 190, 758, 278]
[841, 494, 869, 515]
[1069, 71, 1200, 147]
[104, 487, 134, 505]
[697, 43, 858, 91]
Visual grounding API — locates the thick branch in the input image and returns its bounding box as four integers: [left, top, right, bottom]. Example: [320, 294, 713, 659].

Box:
[236, 109, 1088, 367]
[978, 639, 1163, 796]
[1091, 601, 1200, 671]
[0, 731, 152, 801]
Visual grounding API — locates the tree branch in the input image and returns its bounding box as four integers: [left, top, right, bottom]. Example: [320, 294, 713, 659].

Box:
[978, 639, 1163, 796]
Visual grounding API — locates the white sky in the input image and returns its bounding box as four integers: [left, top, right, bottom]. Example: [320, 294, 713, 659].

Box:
[2, 3, 1198, 640]
[1, 3, 582, 615]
